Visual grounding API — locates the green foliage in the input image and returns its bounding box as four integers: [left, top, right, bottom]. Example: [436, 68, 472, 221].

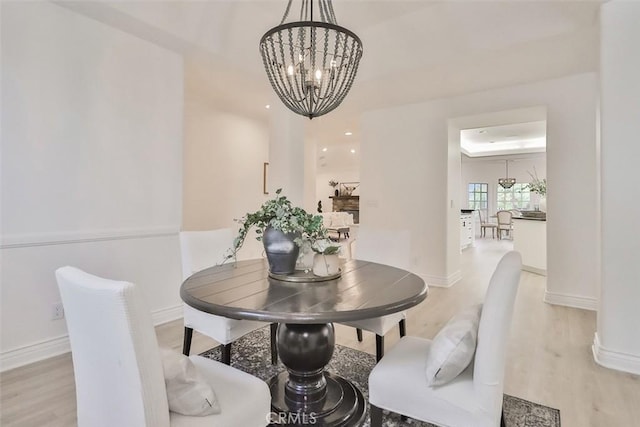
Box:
[525, 167, 547, 196]
[227, 189, 329, 259]
[311, 238, 341, 255]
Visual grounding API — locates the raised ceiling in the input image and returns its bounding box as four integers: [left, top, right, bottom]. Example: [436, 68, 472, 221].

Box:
[461, 121, 547, 157]
[59, 0, 601, 141]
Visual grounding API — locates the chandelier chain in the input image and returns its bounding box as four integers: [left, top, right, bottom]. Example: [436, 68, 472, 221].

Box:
[280, 0, 294, 24]
[281, 0, 339, 25]
[325, 0, 338, 24]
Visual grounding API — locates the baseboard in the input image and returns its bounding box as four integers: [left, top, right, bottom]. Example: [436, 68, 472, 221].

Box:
[543, 290, 597, 311]
[0, 335, 70, 373]
[151, 304, 183, 325]
[419, 270, 462, 288]
[0, 304, 184, 372]
[522, 265, 547, 276]
[592, 333, 640, 375]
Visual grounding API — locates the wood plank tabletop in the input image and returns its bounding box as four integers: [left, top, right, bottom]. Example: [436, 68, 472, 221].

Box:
[180, 259, 427, 323]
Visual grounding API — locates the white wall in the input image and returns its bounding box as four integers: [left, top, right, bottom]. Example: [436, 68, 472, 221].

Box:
[266, 102, 305, 209]
[182, 84, 270, 259]
[362, 103, 447, 283]
[594, 0, 640, 375]
[1, 2, 184, 370]
[361, 73, 598, 306]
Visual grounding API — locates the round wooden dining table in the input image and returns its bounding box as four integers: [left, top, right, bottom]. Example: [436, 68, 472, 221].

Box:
[180, 258, 427, 426]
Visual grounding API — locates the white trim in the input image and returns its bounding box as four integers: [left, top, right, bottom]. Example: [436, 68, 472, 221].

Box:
[592, 333, 640, 375]
[543, 290, 597, 311]
[151, 304, 183, 326]
[0, 335, 70, 373]
[419, 270, 462, 288]
[1, 305, 184, 372]
[1, 226, 179, 249]
[522, 265, 547, 276]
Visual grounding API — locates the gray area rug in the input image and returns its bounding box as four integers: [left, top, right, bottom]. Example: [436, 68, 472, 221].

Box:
[200, 327, 560, 427]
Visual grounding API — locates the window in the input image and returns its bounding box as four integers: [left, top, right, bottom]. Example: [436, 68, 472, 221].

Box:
[497, 183, 531, 211]
[468, 183, 488, 218]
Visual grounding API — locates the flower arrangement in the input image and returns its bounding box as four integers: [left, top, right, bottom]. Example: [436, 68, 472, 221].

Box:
[526, 167, 547, 196]
[227, 189, 326, 259]
[311, 238, 341, 255]
[328, 180, 339, 188]
[311, 238, 341, 276]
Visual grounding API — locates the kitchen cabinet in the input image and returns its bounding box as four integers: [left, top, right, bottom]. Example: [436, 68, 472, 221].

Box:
[460, 213, 475, 250]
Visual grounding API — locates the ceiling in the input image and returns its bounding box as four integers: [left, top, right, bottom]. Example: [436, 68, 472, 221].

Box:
[58, 0, 601, 146]
[461, 121, 547, 157]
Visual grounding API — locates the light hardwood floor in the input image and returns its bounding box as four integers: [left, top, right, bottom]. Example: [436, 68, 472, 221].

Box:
[1, 239, 639, 426]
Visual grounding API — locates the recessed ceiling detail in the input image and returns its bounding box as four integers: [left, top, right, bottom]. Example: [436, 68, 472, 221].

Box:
[460, 121, 546, 157]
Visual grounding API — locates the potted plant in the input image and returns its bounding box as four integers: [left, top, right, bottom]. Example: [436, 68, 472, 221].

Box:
[227, 189, 325, 275]
[526, 167, 547, 212]
[311, 238, 342, 277]
[526, 168, 547, 196]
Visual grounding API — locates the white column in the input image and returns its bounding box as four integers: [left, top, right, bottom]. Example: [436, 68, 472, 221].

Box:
[594, 0, 640, 375]
[268, 101, 305, 206]
[303, 136, 318, 214]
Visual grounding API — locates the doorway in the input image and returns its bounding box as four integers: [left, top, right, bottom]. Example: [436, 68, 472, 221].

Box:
[452, 107, 548, 272]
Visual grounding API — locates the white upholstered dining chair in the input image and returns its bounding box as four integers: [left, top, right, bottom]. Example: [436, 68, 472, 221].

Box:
[341, 227, 413, 361]
[496, 210, 513, 240]
[179, 229, 277, 365]
[56, 266, 271, 427]
[478, 210, 497, 239]
[368, 251, 522, 427]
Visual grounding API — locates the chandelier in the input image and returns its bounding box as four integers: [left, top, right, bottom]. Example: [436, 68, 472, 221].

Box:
[259, 0, 363, 119]
[498, 160, 516, 189]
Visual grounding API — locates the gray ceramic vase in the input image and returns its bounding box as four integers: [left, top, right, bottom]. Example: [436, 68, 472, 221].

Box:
[262, 226, 300, 275]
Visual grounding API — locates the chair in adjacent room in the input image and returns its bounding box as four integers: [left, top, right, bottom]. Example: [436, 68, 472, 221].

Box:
[55, 266, 271, 427]
[496, 210, 514, 240]
[340, 227, 414, 362]
[478, 210, 497, 239]
[179, 229, 277, 365]
[368, 251, 522, 427]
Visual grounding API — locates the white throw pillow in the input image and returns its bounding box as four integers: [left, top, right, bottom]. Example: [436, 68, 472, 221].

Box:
[425, 304, 482, 386]
[160, 348, 221, 416]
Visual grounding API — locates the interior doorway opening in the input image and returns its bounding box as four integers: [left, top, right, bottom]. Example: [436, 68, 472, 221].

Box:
[452, 107, 548, 275]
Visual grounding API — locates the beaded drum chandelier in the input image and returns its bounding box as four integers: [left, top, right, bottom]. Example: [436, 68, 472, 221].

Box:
[259, 0, 363, 119]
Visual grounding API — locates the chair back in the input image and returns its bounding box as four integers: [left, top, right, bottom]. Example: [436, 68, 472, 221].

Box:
[354, 226, 411, 271]
[56, 267, 170, 427]
[472, 251, 522, 420]
[478, 209, 485, 224]
[179, 229, 234, 281]
[496, 210, 512, 227]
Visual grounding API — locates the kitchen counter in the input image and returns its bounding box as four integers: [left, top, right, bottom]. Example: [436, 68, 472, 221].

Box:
[513, 217, 546, 221]
[513, 218, 546, 275]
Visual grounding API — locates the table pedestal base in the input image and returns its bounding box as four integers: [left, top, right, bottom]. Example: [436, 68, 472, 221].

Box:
[269, 371, 365, 426]
[268, 323, 366, 426]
